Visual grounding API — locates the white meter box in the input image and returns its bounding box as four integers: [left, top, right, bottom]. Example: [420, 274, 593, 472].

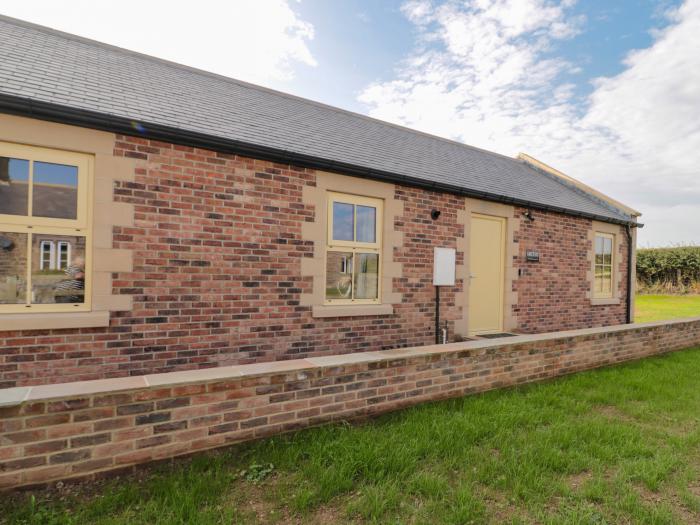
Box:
[433, 247, 456, 286]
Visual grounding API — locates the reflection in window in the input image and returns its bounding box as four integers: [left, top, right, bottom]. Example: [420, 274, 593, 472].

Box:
[594, 234, 614, 297]
[0, 232, 28, 304]
[0, 143, 90, 312]
[353, 253, 379, 300]
[331, 201, 378, 244]
[326, 193, 382, 303]
[356, 206, 376, 243]
[58, 241, 70, 270]
[326, 251, 353, 299]
[0, 157, 30, 216]
[31, 234, 86, 304]
[332, 202, 354, 241]
[39, 240, 54, 270]
[33, 162, 79, 220]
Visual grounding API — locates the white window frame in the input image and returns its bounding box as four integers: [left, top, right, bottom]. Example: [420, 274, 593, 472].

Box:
[39, 240, 55, 270]
[57, 241, 71, 270]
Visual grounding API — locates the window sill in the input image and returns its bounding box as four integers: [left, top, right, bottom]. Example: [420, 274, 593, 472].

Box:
[312, 304, 394, 318]
[0, 311, 110, 332]
[590, 297, 621, 306]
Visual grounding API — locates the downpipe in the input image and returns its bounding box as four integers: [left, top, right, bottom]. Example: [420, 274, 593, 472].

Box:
[625, 223, 641, 324]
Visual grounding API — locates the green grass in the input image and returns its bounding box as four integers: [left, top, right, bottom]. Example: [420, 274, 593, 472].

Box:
[636, 294, 700, 323]
[5, 348, 700, 524]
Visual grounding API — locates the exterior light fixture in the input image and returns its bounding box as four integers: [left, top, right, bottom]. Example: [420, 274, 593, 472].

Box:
[0, 235, 14, 251]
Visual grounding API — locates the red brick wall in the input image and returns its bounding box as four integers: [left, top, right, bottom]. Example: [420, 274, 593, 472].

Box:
[1, 318, 697, 490]
[514, 207, 629, 333]
[0, 134, 629, 388]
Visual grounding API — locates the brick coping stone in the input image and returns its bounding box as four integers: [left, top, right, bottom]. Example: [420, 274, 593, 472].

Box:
[3, 317, 699, 407]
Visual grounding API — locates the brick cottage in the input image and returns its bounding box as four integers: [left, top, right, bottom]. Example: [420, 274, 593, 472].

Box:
[0, 16, 641, 389]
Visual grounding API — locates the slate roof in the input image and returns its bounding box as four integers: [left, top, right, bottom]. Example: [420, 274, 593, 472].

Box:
[0, 15, 633, 223]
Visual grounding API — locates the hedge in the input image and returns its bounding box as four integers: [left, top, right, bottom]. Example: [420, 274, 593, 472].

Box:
[637, 246, 700, 293]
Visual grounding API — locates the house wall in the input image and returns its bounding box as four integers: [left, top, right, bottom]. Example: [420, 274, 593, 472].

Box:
[1, 316, 697, 491]
[0, 117, 632, 388]
[514, 209, 629, 332]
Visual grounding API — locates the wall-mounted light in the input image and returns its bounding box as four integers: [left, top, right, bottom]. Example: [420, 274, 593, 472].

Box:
[0, 235, 14, 251]
[522, 210, 535, 222]
[431, 209, 441, 220]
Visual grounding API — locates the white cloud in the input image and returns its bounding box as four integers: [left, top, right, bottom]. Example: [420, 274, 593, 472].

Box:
[0, 0, 316, 85]
[359, 0, 700, 246]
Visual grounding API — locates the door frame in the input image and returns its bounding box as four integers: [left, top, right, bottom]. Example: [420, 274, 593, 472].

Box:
[468, 212, 506, 336]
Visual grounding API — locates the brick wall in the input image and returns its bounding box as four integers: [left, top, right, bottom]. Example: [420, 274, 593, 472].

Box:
[0, 133, 629, 388]
[0, 232, 27, 304]
[514, 207, 629, 332]
[1, 317, 698, 490]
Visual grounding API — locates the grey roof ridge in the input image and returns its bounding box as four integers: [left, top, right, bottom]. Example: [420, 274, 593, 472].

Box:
[0, 14, 534, 167]
[0, 14, 633, 224]
[519, 159, 634, 221]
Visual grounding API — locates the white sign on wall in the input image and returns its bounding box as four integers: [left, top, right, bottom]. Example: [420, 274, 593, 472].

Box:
[433, 247, 456, 286]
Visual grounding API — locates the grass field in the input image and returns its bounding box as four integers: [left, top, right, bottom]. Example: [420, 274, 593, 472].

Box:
[5, 347, 700, 524]
[636, 294, 700, 323]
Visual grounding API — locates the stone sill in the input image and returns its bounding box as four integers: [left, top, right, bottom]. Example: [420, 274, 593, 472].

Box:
[0, 310, 110, 332]
[2, 316, 699, 408]
[590, 297, 621, 306]
[312, 304, 394, 318]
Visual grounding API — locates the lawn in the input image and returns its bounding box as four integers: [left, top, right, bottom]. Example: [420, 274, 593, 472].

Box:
[5, 348, 700, 524]
[636, 294, 700, 323]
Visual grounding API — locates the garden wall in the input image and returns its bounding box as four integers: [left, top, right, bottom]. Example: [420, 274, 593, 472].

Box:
[3, 317, 698, 491]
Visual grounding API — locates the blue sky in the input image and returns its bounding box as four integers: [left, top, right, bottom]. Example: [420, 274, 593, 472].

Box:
[2, 0, 699, 247]
[287, 0, 680, 114]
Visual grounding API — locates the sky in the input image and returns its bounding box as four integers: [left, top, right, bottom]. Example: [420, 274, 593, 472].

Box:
[1, 0, 699, 247]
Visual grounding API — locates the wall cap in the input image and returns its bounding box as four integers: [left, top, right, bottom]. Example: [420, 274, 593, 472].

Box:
[3, 317, 699, 407]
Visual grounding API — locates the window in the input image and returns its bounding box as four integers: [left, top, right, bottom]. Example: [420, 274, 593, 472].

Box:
[594, 233, 614, 298]
[325, 192, 382, 303]
[57, 241, 71, 270]
[37, 240, 72, 271]
[0, 142, 91, 312]
[39, 240, 54, 270]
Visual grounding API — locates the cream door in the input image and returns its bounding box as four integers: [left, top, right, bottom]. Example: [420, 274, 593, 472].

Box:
[468, 213, 505, 335]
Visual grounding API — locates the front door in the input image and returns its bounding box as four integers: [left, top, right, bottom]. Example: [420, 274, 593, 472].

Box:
[468, 213, 505, 335]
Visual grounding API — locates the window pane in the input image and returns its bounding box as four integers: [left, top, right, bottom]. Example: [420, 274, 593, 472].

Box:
[0, 157, 30, 216]
[40, 241, 54, 270]
[326, 251, 353, 300]
[332, 202, 354, 241]
[0, 232, 28, 304]
[356, 205, 376, 243]
[601, 274, 612, 294]
[595, 275, 603, 293]
[595, 236, 604, 255]
[354, 253, 379, 300]
[31, 234, 86, 304]
[58, 242, 70, 270]
[603, 237, 613, 255]
[32, 161, 78, 219]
